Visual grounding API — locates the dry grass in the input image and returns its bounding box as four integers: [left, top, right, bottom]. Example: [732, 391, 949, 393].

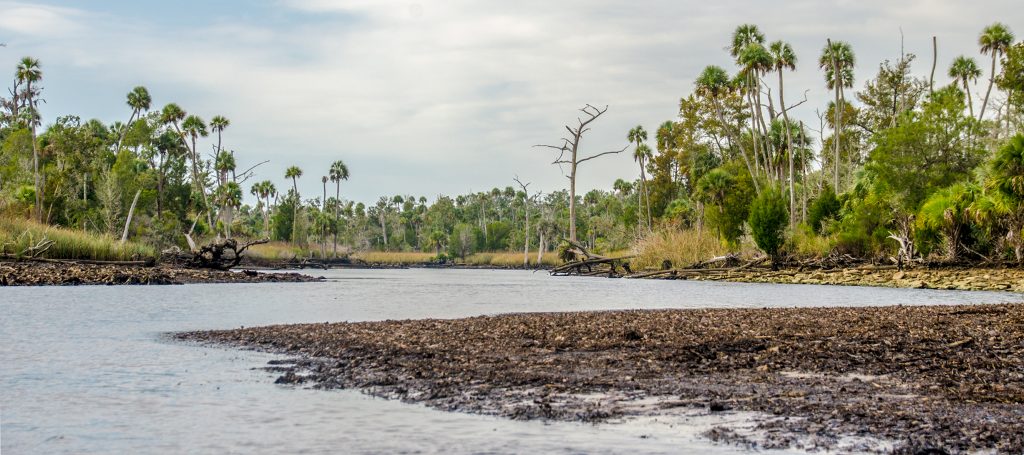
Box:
[791, 228, 835, 258]
[0, 217, 155, 261]
[631, 228, 747, 271]
[352, 251, 437, 265]
[246, 241, 309, 260]
[467, 251, 559, 267]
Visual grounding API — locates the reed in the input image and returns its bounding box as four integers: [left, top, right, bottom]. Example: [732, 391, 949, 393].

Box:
[631, 228, 745, 271]
[0, 217, 155, 261]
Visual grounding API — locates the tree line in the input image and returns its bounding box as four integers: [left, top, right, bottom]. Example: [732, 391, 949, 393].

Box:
[1, 22, 1022, 265]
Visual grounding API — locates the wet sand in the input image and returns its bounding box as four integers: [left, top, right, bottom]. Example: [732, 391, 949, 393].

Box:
[179, 303, 1024, 453]
[0, 260, 320, 285]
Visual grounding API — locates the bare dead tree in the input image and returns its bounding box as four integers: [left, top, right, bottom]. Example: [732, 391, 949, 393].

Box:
[534, 104, 626, 242]
[513, 176, 531, 267]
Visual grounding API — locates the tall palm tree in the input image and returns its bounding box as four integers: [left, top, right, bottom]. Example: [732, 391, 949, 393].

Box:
[628, 126, 652, 232]
[695, 65, 758, 192]
[285, 166, 303, 243]
[819, 40, 855, 191]
[16, 57, 42, 222]
[181, 114, 212, 227]
[328, 160, 349, 257]
[978, 23, 1015, 122]
[209, 115, 230, 154]
[731, 25, 770, 177]
[948, 56, 983, 118]
[117, 86, 151, 153]
[656, 120, 677, 182]
[769, 40, 798, 229]
[250, 180, 276, 237]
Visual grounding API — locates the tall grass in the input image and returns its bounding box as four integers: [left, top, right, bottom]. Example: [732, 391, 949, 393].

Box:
[631, 228, 742, 271]
[0, 217, 155, 261]
[350, 250, 561, 267]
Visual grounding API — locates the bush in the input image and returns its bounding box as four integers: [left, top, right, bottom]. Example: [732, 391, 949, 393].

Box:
[808, 185, 841, 234]
[748, 187, 788, 267]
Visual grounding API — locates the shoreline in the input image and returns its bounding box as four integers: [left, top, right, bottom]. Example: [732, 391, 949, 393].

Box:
[0, 259, 321, 286]
[178, 304, 1024, 453]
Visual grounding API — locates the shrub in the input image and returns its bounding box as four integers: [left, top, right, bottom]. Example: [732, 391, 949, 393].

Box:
[748, 187, 788, 268]
[808, 185, 841, 234]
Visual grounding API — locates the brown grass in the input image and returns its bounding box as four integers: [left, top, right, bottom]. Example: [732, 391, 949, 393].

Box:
[631, 228, 753, 271]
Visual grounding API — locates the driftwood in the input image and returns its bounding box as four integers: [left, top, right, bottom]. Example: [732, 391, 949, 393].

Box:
[0, 255, 153, 267]
[164, 238, 268, 270]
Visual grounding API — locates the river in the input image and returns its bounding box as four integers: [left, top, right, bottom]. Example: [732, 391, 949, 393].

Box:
[2, 268, 1020, 454]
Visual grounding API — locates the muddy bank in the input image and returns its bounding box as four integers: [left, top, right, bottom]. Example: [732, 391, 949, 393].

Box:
[680, 266, 1024, 292]
[179, 304, 1024, 453]
[0, 260, 320, 286]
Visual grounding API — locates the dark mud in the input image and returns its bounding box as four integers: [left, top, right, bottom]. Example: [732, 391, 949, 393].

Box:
[179, 304, 1024, 453]
[0, 260, 320, 286]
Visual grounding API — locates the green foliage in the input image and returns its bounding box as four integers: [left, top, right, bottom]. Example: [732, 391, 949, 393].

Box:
[748, 186, 788, 264]
[867, 85, 985, 211]
[808, 185, 840, 234]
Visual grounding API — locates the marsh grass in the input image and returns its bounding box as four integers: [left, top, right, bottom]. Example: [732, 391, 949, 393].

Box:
[631, 228, 751, 271]
[0, 217, 155, 261]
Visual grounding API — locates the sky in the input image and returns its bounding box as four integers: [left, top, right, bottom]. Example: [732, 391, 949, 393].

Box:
[0, 0, 1020, 206]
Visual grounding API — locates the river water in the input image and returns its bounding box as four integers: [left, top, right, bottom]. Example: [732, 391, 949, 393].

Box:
[2, 269, 1020, 454]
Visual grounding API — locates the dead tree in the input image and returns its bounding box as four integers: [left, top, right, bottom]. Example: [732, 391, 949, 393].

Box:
[513, 176, 531, 268]
[535, 104, 626, 243]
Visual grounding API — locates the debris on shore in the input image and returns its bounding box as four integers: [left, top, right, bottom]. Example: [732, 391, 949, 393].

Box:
[0, 260, 319, 286]
[178, 303, 1024, 453]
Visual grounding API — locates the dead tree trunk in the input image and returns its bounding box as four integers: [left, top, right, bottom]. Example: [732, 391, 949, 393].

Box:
[535, 104, 626, 243]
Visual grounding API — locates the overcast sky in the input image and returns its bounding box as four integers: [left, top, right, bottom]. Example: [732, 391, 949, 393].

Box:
[0, 0, 1020, 205]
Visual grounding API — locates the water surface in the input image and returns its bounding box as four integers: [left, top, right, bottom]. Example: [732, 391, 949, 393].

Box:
[2, 269, 1019, 454]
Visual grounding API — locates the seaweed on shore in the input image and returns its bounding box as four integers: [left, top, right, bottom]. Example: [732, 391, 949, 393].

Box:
[179, 304, 1024, 453]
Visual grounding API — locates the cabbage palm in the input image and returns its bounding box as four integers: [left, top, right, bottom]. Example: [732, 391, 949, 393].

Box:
[696, 65, 758, 192]
[770, 40, 798, 228]
[948, 56, 982, 118]
[250, 180, 276, 237]
[210, 115, 230, 154]
[329, 160, 350, 256]
[820, 40, 855, 190]
[628, 126, 652, 232]
[285, 166, 303, 242]
[117, 86, 151, 153]
[978, 23, 1015, 122]
[16, 57, 43, 222]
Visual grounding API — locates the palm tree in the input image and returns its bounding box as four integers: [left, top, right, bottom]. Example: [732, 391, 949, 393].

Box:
[695, 168, 736, 240]
[819, 40, 855, 191]
[656, 120, 677, 180]
[769, 40, 798, 229]
[978, 23, 1015, 122]
[218, 182, 242, 237]
[628, 125, 652, 232]
[16, 57, 42, 222]
[329, 160, 350, 257]
[210, 115, 230, 154]
[948, 56, 983, 118]
[250, 180, 276, 237]
[731, 25, 770, 177]
[695, 65, 758, 192]
[181, 114, 213, 227]
[117, 86, 151, 153]
[285, 166, 303, 243]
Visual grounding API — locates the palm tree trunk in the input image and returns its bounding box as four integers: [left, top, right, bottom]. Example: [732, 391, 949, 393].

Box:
[640, 164, 652, 232]
[979, 53, 997, 122]
[964, 80, 975, 119]
[712, 97, 759, 193]
[779, 71, 795, 230]
[833, 70, 841, 191]
[334, 183, 340, 258]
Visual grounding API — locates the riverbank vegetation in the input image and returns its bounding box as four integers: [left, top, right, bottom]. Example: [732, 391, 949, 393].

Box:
[0, 23, 1022, 268]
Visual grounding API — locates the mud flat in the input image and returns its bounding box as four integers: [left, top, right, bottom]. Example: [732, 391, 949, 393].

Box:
[179, 303, 1024, 453]
[649, 266, 1024, 292]
[0, 260, 320, 285]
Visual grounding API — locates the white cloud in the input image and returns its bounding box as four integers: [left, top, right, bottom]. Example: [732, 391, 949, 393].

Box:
[0, 0, 1020, 205]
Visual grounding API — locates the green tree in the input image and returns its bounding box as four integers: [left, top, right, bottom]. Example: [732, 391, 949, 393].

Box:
[948, 56, 982, 118]
[628, 125, 652, 232]
[769, 40, 798, 228]
[748, 186, 788, 268]
[978, 23, 1015, 121]
[329, 160, 350, 257]
[16, 57, 43, 222]
[820, 40, 855, 190]
[285, 165, 303, 242]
